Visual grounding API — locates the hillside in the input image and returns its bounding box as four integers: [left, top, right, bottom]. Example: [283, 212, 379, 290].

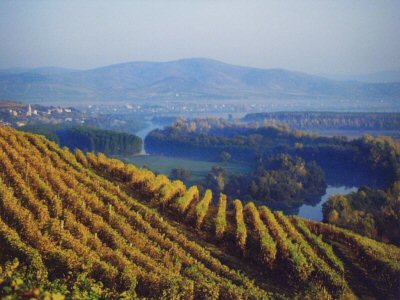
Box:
[0, 58, 399, 107]
[1, 127, 400, 299]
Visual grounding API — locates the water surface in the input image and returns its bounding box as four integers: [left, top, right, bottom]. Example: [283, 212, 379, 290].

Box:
[134, 122, 162, 155]
[298, 185, 358, 221]
[131, 120, 382, 222]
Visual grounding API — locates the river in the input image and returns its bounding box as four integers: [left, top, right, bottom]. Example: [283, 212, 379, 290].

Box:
[134, 121, 163, 155]
[133, 121, 373, 222]
[297, 185, 358, 221]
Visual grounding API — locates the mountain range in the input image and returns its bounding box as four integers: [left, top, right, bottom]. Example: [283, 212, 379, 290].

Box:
[0, 58, 399, 107]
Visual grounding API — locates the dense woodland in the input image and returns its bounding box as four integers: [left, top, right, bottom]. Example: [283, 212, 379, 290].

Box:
[146, 118, 400, 243]
[20, 124, 142, 156]
[145, 118, 348, 163]
[147, 119, 398, 178]
[323, 182, 400, 246]
[242, 111, 400, 130]
[200, 154, 326, 213]
[146, 118, 399, 185]
[1, 127, 400, 299]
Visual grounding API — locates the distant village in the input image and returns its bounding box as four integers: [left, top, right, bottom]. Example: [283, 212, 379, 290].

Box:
[0, 101, 85, 127]
[0, 99, 279, 133]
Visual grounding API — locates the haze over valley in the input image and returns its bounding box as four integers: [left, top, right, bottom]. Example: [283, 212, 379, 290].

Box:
[0, 1, 399, 299]
[0, 58, 399, 112]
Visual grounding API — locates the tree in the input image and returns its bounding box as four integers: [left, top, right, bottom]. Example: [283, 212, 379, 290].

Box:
[203, 166, 227, 195]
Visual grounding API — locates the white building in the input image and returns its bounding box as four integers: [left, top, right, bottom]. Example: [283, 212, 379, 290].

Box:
[26, 105, 32, 117]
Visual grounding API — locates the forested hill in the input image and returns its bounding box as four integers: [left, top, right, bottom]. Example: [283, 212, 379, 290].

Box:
[0, 58, 399, 106]
[1, 126, 400, 299]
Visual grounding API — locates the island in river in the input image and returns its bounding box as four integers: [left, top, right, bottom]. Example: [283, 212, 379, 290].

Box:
[121, 117, 392, 221]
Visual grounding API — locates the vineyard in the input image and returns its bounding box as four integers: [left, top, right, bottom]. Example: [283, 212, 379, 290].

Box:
[1, 127, 400, 299]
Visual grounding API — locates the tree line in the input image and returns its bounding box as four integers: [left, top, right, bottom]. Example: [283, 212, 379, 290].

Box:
[242, 111, 400, 130]
[20, 124, 142, 156]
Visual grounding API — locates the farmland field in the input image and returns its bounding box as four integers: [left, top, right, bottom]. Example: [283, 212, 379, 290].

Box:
[119, 154, 253, 186]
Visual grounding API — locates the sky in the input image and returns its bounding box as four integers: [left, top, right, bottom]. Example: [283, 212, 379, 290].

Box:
[0, 0, 399, 75]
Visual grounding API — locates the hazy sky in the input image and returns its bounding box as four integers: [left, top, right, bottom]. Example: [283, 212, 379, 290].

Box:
[0, 0, 399, 75]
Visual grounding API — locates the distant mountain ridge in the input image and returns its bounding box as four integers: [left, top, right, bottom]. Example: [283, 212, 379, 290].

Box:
[0, 58, 399, 106]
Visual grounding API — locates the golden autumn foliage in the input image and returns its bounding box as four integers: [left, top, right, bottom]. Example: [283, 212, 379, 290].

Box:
[1, 126, 399, 299]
